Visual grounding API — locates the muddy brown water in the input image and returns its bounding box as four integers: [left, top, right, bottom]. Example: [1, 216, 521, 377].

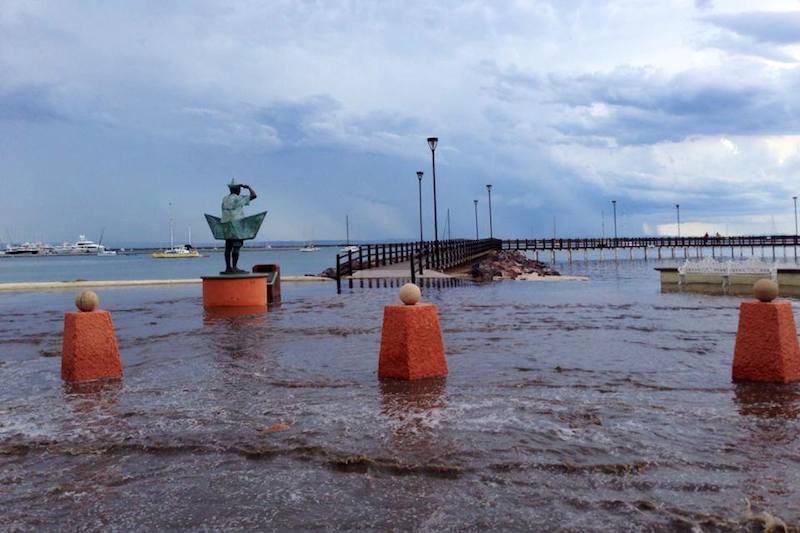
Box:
[1, 260, 799, 531]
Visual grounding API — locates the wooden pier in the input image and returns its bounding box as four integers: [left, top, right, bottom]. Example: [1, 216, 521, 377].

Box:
[334, 234, 800, 292]
[335, 238, 501, 292]
[502, 235, 800, 262]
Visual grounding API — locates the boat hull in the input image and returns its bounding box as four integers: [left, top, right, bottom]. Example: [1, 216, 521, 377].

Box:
[152, 251, 201, 258]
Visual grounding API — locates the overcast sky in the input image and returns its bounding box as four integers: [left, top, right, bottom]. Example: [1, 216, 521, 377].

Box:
[2, 0, 800, 244]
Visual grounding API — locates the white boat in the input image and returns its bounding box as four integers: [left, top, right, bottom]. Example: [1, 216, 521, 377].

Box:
[54, 235, 115, 256]
[152, 244, 200, 258]
[299, 242, 320, 252]
[339, 215, 359, 253]
[152, 216, 200, 258]
[5, 242, 54, 256]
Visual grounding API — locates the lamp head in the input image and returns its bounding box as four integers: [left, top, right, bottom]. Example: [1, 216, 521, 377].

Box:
[427, 137, 438, 151]
[416, 171, 423, 181]
[486, 184, 492, 191]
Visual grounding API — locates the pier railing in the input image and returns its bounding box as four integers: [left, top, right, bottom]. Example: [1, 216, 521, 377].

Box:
[501, 235, 800, 251]
[335, 238, 501, 292]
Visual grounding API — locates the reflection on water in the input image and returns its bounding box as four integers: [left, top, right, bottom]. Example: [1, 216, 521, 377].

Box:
[662, 282, 800, 298]
[379, 377, 447, 420]
[1, 263, 800, 530]
[202, 306, 269, 321]
[734, 383, 800, 420]
[379, 377, 448, 442]
[62, 378, 123, 397]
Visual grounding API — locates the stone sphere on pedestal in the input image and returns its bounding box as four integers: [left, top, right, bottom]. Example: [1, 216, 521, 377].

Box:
[753, 279, 778, 302]
[75, 291, 99, 312]
[399, 283, 421, 305]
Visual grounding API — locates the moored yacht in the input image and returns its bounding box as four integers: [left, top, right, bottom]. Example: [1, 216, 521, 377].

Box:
[152, 216, 201, 258]
[339, 215, 359, 253]
[5, 242, 54, 256]
[299, 242, 320, 252]
[54, 235, 116, 256]
[152, 244, 200, 258]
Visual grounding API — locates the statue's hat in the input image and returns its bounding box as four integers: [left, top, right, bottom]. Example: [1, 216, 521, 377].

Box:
[227, 178, 239, 189]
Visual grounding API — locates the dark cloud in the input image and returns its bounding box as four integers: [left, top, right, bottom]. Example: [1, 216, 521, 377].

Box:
[350, 111, 420, 137]
[254, 95, 341, 144]
[546, 67, 797, 144]
[703, 11, 800, 45]
[0, 86, 64, 123]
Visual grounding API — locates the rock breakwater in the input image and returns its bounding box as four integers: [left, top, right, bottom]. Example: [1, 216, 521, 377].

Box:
[470, 250, 560, 281]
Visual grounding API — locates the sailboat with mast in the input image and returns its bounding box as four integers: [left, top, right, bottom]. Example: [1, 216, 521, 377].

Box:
[152, 205, 201, 258]
[340, 214, 359, 253]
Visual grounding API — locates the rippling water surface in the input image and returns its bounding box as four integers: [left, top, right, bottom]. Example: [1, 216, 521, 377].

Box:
[2, 260, 799, 531]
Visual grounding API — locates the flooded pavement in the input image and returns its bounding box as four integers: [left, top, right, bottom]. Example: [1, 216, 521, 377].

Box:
[1, 260, 799, 531]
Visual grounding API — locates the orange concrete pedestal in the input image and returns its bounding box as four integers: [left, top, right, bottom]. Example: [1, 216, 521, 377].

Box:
[62, 310, 122, 382]
[732, 301, 800, 383]
[202, 274, 268, 309]
[379, 303, 448, 380]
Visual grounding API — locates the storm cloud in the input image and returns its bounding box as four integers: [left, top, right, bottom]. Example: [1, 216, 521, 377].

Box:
[1, 0, 800, 242]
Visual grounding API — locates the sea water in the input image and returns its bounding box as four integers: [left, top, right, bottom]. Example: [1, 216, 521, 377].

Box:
[1, 259, 798, 530]
[0, 248, 338, 283]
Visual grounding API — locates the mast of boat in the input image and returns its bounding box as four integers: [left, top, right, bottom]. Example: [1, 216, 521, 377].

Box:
[188, 225, 192, 246]
[98, 227, 106, 246]
[169, 202, 174, 249]
[346, 215, 350, 246]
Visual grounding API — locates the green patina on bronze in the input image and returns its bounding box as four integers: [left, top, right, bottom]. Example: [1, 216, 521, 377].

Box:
[205, 179, 266, 274]
[205, 212, 266, 240]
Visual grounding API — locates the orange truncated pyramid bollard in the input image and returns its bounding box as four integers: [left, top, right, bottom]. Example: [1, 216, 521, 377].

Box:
[62, 291, 123, 382]
[378, 283, 448, 380]
[732, 279, 800, 383]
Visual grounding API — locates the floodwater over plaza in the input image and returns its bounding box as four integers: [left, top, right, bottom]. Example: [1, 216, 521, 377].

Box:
[1, 260, 799, 531]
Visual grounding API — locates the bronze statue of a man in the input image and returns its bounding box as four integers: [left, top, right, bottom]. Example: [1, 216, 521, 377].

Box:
[205, 179, 267, 275]
[221, 179, 257, 274]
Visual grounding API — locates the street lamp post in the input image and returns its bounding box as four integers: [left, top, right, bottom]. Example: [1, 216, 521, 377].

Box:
[486, 184, 493, 238]
[676, 204, 681, 238]
[427, 137, 439, 267]
[793, 196, 798, 259]
[612, 200, 618, 241]
[416, 171, 424, 244]
[473, 199, 479, 239]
